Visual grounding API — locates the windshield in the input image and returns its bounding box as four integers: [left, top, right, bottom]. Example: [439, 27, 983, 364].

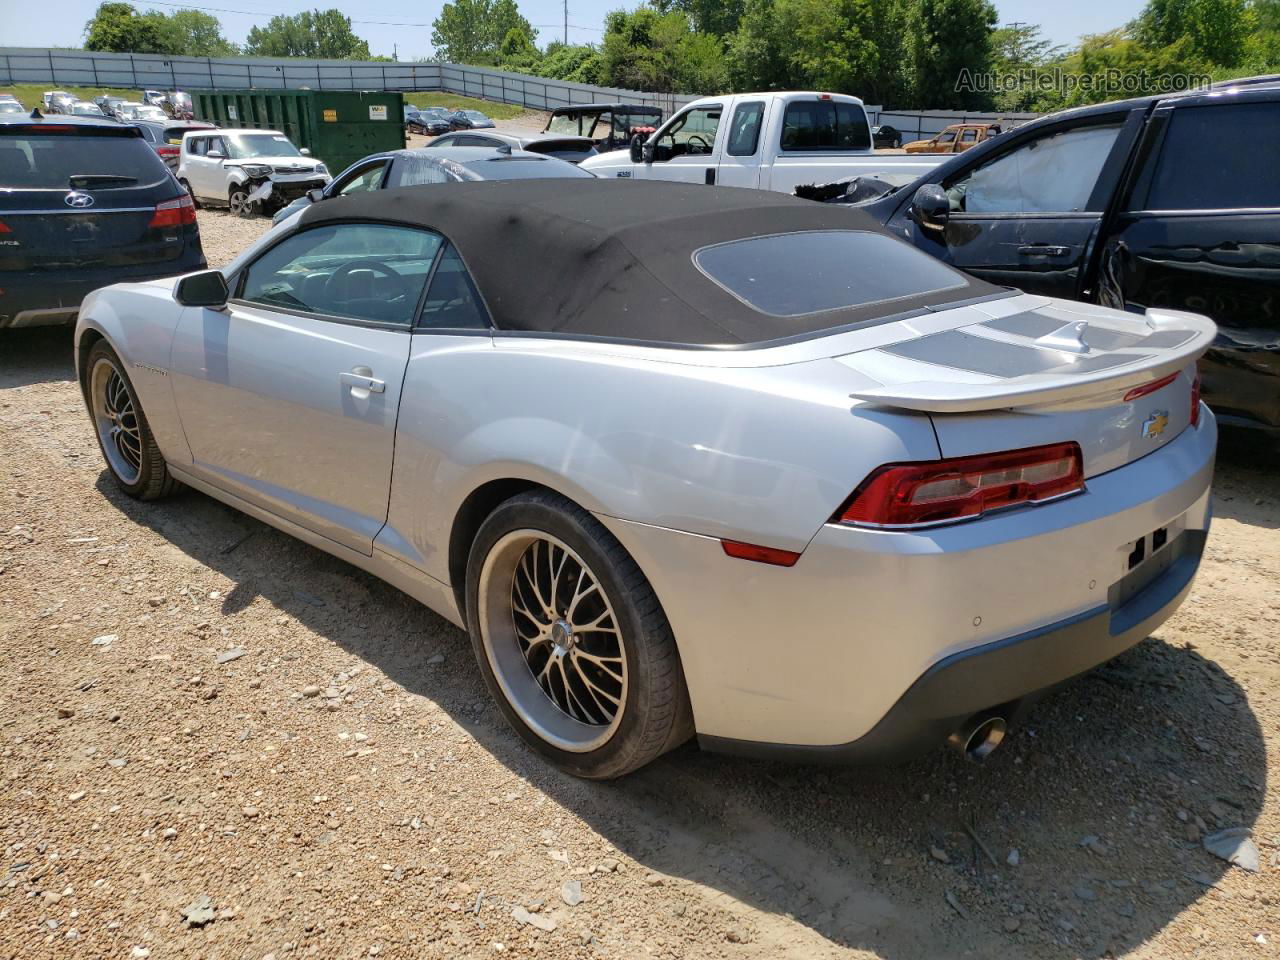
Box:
[0, 102, 24, 115]
[229, 133, 302, 158]
[463, 111, 488, 121]
[546, 114, 585, 135]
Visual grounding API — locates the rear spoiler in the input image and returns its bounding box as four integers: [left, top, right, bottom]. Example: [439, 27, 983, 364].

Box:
[849, 309, 1217, 414]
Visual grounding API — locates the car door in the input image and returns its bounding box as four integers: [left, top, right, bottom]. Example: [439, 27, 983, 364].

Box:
[925, 113, 1136, 299]
[327, 157, 389, 197]
[716, 98, 765, 189]
[645, 104, 724, 184]
[188, 136, 220, 199]
[168, 221, 445, 554]
[1099, 97, 1280, 428]
[200, 135, 230, 199]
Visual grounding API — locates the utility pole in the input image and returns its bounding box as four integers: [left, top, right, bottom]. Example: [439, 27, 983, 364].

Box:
[563, 0, 568, 45]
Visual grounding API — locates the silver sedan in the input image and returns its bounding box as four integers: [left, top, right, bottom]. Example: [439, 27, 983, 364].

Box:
[75, 180, 1217, 778]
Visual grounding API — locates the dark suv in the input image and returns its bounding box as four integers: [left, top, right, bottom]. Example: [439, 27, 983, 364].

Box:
[0, 112, 205, 329]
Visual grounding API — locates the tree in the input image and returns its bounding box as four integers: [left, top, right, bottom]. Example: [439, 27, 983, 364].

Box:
[165, 9, 238, 57]
[1134, 0, 1253, 66]
[988, 21, 1065, 111]
[84, 2, 173, 53]
[245, 9, 372, 59]
[656, 0, 747, 35]
[726, 0, 910, 104]
[534, 43, 605, 83]
[907, 0, 999, 109]
[599, 6, 727, 93]
[431, 0, 536, 64]
[498, 27, 541, 69]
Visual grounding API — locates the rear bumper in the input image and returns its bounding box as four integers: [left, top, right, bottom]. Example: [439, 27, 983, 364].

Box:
[0, 254, 206, 329]
[700, 528, 1206, 764]
[598, 410, 1217, 755]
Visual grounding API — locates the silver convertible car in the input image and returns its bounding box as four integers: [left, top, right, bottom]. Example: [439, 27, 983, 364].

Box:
[74, 180, 1217, 778]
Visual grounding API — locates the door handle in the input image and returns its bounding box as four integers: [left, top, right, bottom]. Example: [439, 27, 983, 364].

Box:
[1018, 244, 1071, 258]
[340, 371, 385, 394]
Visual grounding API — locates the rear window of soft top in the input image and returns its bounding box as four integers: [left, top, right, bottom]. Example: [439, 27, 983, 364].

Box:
[693, 230, 967, 317]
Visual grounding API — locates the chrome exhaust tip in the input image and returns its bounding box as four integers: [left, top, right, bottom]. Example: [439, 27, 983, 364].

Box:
[947, 714, 1007, 762]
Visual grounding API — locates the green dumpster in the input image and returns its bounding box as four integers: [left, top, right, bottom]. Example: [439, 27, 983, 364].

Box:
[193, 90, 406, 175]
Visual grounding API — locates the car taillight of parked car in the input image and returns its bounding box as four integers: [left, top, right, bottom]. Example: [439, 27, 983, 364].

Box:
[157, 145, 179, 159]
[834, 442, 1085, 529]
[149, 194, 197, 229]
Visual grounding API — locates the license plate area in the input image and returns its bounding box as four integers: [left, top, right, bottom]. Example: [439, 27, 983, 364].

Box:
[1110, 523, 1185, 611]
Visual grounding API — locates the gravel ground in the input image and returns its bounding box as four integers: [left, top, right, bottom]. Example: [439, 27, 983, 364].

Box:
[1, 215, 1278, 959]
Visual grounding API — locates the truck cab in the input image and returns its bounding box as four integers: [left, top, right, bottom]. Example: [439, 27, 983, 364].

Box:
[543, 103, 663, 153]
[579, 92, 943, 192]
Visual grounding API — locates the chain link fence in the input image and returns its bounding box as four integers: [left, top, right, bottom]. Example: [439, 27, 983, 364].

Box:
[1, 47, 1037, 132]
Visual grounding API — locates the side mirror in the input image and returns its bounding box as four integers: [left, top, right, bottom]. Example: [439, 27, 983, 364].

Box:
[299, 147, 311, 156]
[642, 141, 655, 164]
[175, 270, 228, 308]
[910, 183, 950, 235]
[306, 187, 325, 203]
[206, 149, 225, 160]
[629, 134, 644, 163]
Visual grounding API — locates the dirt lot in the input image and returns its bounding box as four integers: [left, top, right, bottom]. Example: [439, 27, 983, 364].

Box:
[1, 210, 1278, 959]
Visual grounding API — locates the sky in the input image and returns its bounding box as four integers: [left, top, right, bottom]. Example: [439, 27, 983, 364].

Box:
[0, 0, 1147, 63]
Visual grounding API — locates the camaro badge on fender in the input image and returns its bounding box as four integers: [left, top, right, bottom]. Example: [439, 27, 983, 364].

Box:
[1142, 411, 1169, 439]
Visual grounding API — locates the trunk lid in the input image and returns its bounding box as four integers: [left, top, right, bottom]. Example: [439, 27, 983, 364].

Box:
[834, 297, 1215, 477]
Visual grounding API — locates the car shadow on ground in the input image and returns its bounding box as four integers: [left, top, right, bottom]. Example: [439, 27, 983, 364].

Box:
[0, 327, 76, 389]
[98, 468, 1266, 960]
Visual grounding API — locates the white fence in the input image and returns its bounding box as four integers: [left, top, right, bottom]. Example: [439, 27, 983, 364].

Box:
[0, 47, 1038, 131]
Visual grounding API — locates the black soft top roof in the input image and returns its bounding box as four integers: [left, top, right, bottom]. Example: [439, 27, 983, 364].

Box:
[298, 179, 1002, 347]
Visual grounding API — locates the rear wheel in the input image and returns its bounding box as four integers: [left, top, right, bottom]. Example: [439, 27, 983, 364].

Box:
[85, 341, 178, 500]
[179, 178, 200, 208]
[465, 490, 692, 779]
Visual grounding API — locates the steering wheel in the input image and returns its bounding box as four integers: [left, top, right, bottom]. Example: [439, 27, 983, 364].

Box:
[687, 134, 710, 154]
[323, 258, 409, 303]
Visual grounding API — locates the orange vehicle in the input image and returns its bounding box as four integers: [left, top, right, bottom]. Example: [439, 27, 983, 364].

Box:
[903, 123, 998, 154]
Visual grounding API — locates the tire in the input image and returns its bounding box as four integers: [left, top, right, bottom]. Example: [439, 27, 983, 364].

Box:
[228, 185, 254, 218]
[179, 178, 200, 209]
[465, 490, 693, 779]
[84, 341, 179, 501]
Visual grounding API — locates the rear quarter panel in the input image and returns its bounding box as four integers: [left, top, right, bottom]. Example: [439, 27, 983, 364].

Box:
[381, 334, 942, 585]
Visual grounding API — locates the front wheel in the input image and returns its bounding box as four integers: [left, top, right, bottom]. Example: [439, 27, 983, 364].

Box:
[228, 185, 255, 218]
[85, 341, 178, 500]
[465, 490, 693, 779]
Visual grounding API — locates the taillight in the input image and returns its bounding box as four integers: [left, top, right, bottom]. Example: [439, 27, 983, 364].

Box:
[157, 146, 179, 157]
[1190, 371, 1202, 427]
[148, 194, 196, 228]
[0, 219, 9, 233]
[835, 442, 1085, 529]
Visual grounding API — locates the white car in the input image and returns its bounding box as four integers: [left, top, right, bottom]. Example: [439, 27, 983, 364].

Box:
[177, 128, 330, 216]
[74, 180, 1216, 779]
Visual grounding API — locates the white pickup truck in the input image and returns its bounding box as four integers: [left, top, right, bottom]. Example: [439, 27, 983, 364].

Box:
[578, 91, 944, 192]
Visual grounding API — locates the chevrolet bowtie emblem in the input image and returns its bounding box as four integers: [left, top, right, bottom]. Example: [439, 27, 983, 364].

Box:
[1142, 411, 1169, 439]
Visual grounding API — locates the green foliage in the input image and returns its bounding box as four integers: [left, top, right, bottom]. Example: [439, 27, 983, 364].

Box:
[656, 0, 747, 35]
[432, 0, 537, 66]
[599, 6, 728, 93]
[245, 9, 372, 59]
[1134, 0, 1253, 66]
[907, 0, 998, 109]
[533, 43, 606, 83]
[165, 10, 238, 57]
